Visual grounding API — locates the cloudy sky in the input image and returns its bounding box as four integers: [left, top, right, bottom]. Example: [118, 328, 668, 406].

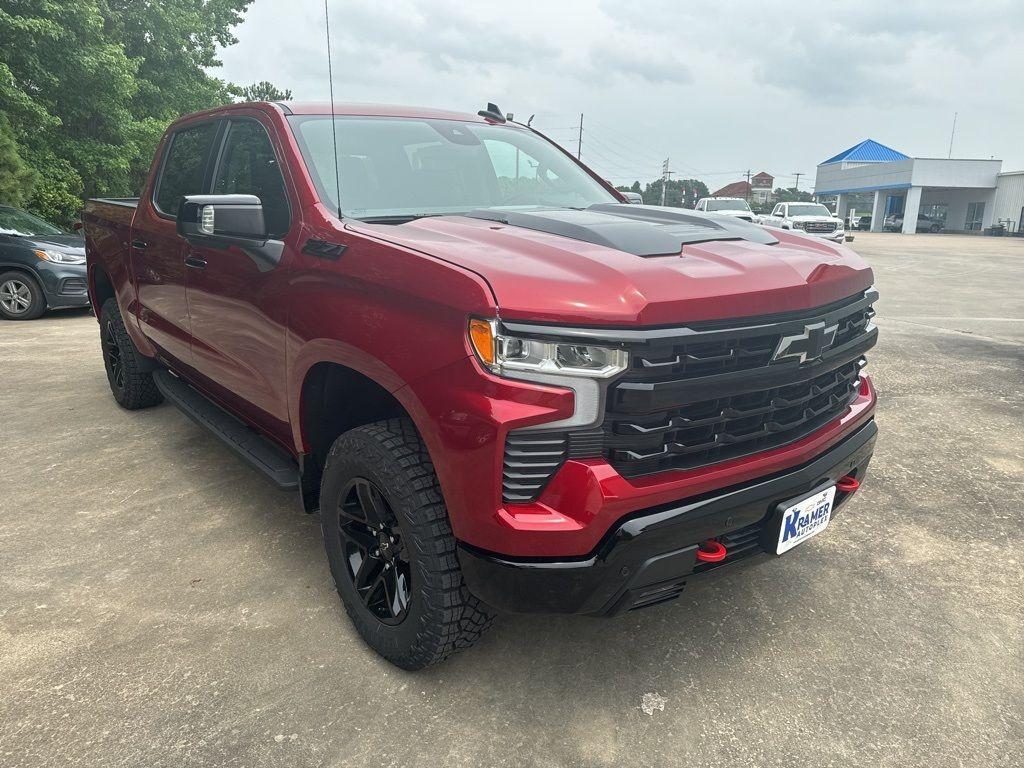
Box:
[217, 0, 1024, 192]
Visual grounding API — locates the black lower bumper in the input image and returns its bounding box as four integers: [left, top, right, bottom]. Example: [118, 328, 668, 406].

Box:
[459, 420, 876, 616]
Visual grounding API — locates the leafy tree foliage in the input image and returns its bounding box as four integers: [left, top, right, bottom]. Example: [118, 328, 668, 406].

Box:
[641, 178, 709, 208]
[242, 81, 293, 102]
[0, 115, 37, 207]
[0, 0, 259, 225]
[771, 187, 815, 204]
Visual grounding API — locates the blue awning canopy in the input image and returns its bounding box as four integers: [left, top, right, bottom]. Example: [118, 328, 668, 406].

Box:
[821, 140, 909, 165]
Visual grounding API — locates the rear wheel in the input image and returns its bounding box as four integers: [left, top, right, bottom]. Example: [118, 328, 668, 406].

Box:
[99, 298, 163, 410]
[0, 271, 45, 320]
[320, 418, 495, 670]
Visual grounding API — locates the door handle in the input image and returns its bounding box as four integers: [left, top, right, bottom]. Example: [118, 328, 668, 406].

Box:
[184, 255, 207, 270]
[131, 239, 148, 250]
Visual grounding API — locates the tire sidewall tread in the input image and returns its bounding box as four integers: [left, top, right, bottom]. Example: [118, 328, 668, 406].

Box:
[0, 270, 46, 321]
[99, 298, 163, 410]
[320, 418, 494, 670]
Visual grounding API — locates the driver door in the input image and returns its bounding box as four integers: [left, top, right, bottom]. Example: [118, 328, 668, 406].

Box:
[183, 115, 296, 444]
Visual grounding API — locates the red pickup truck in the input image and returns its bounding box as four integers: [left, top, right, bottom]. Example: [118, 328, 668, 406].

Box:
[83, 101, 877, 669]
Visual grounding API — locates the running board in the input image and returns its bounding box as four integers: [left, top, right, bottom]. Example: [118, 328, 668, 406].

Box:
[153, 369, 300, 490]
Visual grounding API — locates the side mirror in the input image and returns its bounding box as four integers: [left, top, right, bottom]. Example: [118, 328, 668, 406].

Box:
[176, 194, 283, 271]
[177, 194, 267, 244]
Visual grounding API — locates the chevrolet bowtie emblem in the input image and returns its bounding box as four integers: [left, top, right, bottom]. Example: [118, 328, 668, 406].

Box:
[772, 321, 839, 364]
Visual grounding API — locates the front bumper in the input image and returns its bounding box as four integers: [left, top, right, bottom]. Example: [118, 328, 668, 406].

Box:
[798, 228, 845, 242]
[35, 261, 90, 308]
[458, 419, 876, 615]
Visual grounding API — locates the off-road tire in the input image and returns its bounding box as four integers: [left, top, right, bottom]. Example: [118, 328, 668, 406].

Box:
[320, 418, 495, 670]
[0, 271, 46, 320]
[99, 298, 163, 410]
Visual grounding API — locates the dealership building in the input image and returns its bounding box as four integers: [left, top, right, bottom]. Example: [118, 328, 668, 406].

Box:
[814, 139, 1024, 234]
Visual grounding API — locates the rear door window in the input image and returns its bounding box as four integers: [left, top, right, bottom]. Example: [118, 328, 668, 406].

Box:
[154, 122, 220, 216]
[212, 120, 291, 238]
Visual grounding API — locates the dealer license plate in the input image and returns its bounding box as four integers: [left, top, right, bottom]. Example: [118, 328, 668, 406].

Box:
[776, 486, 836, 554]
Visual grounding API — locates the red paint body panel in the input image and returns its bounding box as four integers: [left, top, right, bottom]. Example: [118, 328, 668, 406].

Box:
[84, 101, 878, 562]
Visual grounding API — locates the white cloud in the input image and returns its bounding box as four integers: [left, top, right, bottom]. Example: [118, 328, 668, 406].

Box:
[216, 0, 1024, 188]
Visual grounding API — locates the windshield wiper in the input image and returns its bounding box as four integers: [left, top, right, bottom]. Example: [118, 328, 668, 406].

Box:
[353, 213, 458, 225]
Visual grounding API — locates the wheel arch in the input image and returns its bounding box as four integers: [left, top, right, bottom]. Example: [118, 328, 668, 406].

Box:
[89, 264, 116, 319]
[291, 343, 440, 513]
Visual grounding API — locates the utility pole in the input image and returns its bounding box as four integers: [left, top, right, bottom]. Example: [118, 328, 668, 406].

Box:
[745, 169, 752, 202]
[947, 112, 957, 158]
[792, 172, 803, 191]
[577, 113, 583, 160]
[660, 158, 672, 206]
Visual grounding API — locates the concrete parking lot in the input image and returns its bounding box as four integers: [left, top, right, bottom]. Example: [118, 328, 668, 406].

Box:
[1, 233, 1021, 767]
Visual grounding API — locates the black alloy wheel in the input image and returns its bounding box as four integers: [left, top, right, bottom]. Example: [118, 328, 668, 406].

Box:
[337, 477, 412, 625]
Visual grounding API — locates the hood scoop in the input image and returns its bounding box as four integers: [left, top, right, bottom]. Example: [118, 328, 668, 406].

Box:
[464, 203, 777, 257]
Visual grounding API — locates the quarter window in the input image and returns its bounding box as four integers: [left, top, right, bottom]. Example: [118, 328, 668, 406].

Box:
[213, 120, 291, 238]
[154, 122, 219, 216]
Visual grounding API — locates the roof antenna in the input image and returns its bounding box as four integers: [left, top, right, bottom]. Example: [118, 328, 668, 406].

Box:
[477, 103, 506, 123]
[324, 0, 342, 218]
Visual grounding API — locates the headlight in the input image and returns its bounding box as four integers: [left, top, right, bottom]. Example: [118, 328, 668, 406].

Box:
[469, 319, 628, 378]
[468, 319, 629, 429]
[34, 248, 85, 265]
[791, 221, 805, 229]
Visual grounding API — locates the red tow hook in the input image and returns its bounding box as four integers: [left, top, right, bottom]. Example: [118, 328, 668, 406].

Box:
[695, 539, 727, 563]
[836, 475, 860, 493]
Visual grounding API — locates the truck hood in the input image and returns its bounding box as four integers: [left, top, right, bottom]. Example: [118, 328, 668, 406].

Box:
[708, 209, 755, 218]
[790, 215, 842, 224]
[349, 205, 873, 326]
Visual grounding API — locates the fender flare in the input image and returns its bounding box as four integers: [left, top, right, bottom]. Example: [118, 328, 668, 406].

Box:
[288, 338, 437, 458]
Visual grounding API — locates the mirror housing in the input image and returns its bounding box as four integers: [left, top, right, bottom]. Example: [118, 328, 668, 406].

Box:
[177, 194, 267, 244]
[176, 194, 284, 271]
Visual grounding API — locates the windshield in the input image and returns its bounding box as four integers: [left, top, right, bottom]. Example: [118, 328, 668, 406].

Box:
[288, 116, 617, 220]
[787, 204, 832, 217]
[705, 199, 750, 212]
[0, 206, 63, 236]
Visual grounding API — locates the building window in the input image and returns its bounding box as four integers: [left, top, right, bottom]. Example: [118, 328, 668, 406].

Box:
[920, 203, 948, 226]
[965, 202, 985, 231]
[886, 194, 904, 216]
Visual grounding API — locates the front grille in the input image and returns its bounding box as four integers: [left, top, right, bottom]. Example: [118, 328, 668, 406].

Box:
[500, 290, 877, 498]
[603, 290, 877, 478]
[802, 221, 837, 233]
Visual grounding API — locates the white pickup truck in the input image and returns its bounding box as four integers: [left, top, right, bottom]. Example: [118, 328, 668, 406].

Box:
[694, 197, 757, 223]
[760, 202, 846, 242]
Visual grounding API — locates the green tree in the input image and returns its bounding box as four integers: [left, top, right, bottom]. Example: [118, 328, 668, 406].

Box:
[772, 187, 815, 204]
[642, 178, 709, 207]
[0, 115, 37, 207]
[241, 81, 293, 102]
[0, 0, 252, 226]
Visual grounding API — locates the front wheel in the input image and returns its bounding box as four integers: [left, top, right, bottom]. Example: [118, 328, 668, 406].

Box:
[0, 271, 46, 320]
[320, 418, 495, 670]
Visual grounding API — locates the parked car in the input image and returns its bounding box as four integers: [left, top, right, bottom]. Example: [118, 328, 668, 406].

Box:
[84, 102, 878, 669]
[884, 213, 944, 233]
[694, 196, 758, 222]
[620, 191, 644, 204]
[760, 202, 846, 242]
[0, 205, 89, 320]
[855, 215, 872, 231]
